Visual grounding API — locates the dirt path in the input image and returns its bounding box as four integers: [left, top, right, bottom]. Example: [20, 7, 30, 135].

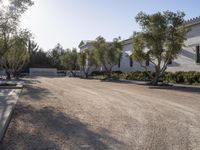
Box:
[1, 77, 200, 150]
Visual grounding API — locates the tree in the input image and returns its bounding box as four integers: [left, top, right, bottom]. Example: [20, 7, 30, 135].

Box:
[28, 40, 39, 67]
[1, 29, 30, 78]
[0, 0, 33, 79]
[60, 48, 79, 77]
[93, 36, 122, 78]
[0, 0, 33, 56]
[132, 11, 189, 85]
[78, 49, 96, 78]
[32, 49, 51, 68]
[48, 43, 65, 69]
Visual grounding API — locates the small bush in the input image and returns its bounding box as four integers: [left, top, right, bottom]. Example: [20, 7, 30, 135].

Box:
[162, 71, 200, 84]
[91, 70, 200, 85]
[91, 71, 122, 76]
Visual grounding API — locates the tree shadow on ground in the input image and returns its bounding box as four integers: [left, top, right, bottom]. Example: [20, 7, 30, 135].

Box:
[20, 78, 51, 101]
[0, 102, 125, 150]
[20, 76, 42, 85]
[21, 85, 51, 101]
[100, 79, 150, 85]
[100, 79, 200, 94]
[148, 85, 200, 94]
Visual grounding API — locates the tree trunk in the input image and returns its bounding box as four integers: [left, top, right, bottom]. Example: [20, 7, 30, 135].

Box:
[85, 73, 89, 79]
[6, 71, 11, 80]
[151, 73, 159, 85]
[108, 70, 112, 79]
[70, 70, 77, 77]
[84, 67, 90, 79]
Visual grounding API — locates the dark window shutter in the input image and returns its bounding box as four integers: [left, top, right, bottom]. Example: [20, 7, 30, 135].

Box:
[130, 57, 133, 67]
[118, 58, 121, 68]
[196, 46, 200, 63]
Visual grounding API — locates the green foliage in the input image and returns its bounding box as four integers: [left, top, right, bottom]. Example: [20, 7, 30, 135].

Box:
[60, 48, 79, 76]
[95, 71, 200, 85]
[1, 30, 31, 77]
[118, 72, 150, 81]
[48, 43, 65, 69]
[162, 71, 200, 84]
[78, 49, 97, 78]
[93, 36, 122, 77]
[0, 0, 33, 79]
[132, 11, 189, 85]
[91, 71, 122, 76]
[78, 50, 87, 68]
[29, 48, 51, 68]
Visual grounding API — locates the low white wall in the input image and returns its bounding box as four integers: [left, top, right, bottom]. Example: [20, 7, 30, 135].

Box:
[29, 68, 57, 76]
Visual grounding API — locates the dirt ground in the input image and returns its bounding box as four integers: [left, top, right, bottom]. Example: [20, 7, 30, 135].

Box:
[0, 77, 200, 150]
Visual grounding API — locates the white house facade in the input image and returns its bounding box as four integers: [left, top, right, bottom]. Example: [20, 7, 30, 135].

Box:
[79, 17, 200, 73]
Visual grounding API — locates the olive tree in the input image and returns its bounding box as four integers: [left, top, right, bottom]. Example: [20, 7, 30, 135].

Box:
[78, 49, 96, 78]
[2, 30, 30, 78]
[93, 36, 122, 78]
[60, 48, 79, 77]
[132, 11, 188, 85]
[0, 0, 33, 79]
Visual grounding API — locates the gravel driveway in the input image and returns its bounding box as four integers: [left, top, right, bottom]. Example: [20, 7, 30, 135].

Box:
[1, 77, 200, 150]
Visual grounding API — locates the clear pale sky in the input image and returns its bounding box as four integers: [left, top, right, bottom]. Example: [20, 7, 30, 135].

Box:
[20, 0, 200, 50]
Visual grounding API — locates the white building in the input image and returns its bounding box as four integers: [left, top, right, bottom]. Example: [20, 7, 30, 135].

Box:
[79, 17, 200, 73]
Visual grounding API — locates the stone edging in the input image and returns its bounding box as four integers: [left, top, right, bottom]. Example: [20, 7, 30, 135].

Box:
[0, 83, 23, 142]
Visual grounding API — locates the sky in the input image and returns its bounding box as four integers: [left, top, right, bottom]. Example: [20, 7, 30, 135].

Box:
[20, 0, 200, 50]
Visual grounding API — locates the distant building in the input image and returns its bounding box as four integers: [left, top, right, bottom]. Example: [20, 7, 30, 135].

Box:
[79, 17, 200, 73]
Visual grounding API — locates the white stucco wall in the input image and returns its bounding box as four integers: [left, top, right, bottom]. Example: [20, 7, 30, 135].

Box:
[112, 42, 154, 72]
[167, 24, 200, 72]
[167, 47, 200, 72]
[30, 68, 57, 76]
[115, 24, 200, 73]
[80, 23, 200, 73]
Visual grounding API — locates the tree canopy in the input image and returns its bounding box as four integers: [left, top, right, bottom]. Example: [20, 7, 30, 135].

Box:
[60, 48, 79, 76]
[0, 0, 33, 79]
[78, 48, 97, 78]
[48, 43, 65, 69]
[93, 36, 122, 77]
[132, 11, 189, 85]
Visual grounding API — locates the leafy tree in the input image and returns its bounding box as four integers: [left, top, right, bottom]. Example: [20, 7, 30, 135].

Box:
[132, 11, 188, 85]
[0, 0, 33, 79]
[27, 40, 53, 68]
[28, 40, 39, 67]
[60, 48, 79, 76]
[93, 36, 122, 77]
[1, 29, 30, 78]
[0, 0, 33, 56]
[48, 43, 65, 69]
[78, 49, 97, 78]
[30, 48, 51, 68]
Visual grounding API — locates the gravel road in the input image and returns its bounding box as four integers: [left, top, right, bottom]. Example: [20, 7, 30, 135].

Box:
[1, 77, 200, 150]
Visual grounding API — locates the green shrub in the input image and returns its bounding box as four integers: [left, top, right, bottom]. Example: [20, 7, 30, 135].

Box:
[91, 70, 200, 85]
[91, 71, 122, 76]
[117, 71, 151, 81]
[163, 71, 200, 84]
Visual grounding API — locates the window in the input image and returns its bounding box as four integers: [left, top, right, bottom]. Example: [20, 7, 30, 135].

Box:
[118, 59, 121, 68]
[196, 46, 200, 63]
[130, 57, 133, 67]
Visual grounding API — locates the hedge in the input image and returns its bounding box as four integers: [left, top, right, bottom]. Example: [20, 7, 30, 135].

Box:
[91, 71, 200, 84]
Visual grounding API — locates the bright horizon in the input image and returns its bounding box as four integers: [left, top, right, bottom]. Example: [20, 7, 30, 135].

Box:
[21, 0, 200, 50]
